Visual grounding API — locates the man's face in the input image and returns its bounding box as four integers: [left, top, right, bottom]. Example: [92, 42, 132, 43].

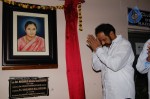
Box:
[96, 32, 112, 47]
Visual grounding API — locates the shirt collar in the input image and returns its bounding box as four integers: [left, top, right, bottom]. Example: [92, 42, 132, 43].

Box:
[108, 35, 122, 48]
[112, 35, 122, 44]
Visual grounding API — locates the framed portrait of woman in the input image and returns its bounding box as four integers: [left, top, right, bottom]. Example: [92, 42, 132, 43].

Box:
[2, 2, 58, 70]
[13, 12, 49, 55]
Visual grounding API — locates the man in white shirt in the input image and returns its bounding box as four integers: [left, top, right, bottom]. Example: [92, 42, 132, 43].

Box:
[87, 23, 135, 99]
[136, 39, 150, 98]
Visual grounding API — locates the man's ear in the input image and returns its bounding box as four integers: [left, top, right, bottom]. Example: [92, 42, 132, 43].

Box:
[109, 31, 116, 40]
[109, 31, 114, 37]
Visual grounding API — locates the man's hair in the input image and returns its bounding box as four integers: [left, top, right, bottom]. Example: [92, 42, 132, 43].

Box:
[95, 23, 116, 36]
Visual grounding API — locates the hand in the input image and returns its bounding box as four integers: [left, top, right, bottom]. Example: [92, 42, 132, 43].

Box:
[86, 34, 101, 52]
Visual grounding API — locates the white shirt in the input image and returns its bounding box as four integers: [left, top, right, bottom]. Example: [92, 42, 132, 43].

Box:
[92, 35, 135, 99]
[136, 39, 150, 98]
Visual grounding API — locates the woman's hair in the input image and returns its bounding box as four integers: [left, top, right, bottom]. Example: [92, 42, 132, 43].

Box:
[24, 21, 37, 30]
[95, 23, 115, 36]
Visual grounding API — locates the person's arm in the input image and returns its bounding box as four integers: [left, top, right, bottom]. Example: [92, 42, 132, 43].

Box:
[87, 35, 104, 71]
[95, 42, 133, 72]
[136, 40, 150, 74]
[92, 51, 104, 71]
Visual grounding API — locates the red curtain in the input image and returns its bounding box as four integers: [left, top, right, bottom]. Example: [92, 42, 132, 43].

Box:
[64, 0, 86, 99]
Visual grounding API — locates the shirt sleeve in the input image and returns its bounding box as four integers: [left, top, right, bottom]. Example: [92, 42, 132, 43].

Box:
[136, 40, 150, 74]
[95, 42, 133, 72]
[92, 51, 104, 71]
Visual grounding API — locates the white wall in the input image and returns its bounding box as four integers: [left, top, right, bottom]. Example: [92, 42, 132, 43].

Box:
[0, 0, 150, 99]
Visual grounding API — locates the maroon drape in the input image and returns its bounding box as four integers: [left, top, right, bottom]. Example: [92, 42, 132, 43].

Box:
[64, 0, 86, 99]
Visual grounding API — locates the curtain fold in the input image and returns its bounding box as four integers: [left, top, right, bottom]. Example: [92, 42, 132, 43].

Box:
[64, 0, 86, 99]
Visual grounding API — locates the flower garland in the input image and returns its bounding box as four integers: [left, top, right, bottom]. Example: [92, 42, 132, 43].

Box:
[2, 0, 64, 10]
[78, 2, 83, 31]
[0, 0, 83, 31]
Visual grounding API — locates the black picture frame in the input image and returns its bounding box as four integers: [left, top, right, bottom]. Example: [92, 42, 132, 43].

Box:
[2, 2, 58, 70]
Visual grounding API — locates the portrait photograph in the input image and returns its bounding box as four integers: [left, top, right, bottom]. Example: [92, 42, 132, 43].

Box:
[13, 11, 49, 56]
[2, 2, 58, 68]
